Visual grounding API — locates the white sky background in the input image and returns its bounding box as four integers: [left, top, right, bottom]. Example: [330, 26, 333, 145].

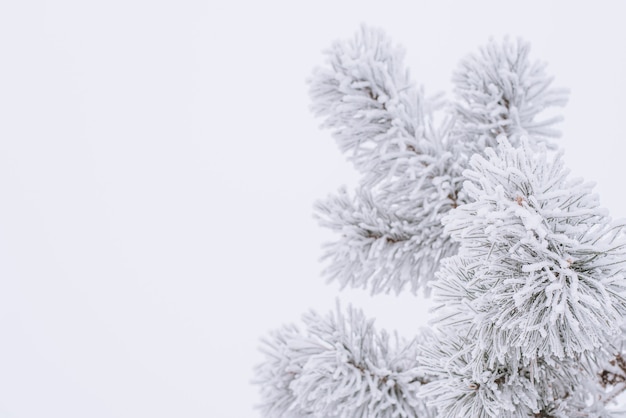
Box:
[1, 1, 625, 417]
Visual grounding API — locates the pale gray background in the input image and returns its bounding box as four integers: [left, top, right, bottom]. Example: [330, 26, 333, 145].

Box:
[0, 1, 625, 417]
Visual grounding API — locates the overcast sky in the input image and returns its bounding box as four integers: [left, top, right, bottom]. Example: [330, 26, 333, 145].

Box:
[1, 1, 625, 417]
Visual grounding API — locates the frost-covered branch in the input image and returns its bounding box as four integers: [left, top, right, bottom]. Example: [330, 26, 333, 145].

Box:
[309, 25, 425, 181]
[309, 31, 570, 296]
[421, 138, 626, 416]
[310, 26, 469, 294]
[254, 304, 434, 418]
[256, 27, 626, 418]
[417, 331, 613, 417]
[315, 183, 460, 294]
[436, 138, 626, 362]
[452, 38, 569, 151]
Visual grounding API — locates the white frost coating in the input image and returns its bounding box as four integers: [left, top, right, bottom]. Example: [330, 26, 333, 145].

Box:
[438, 138, 626, 361]
[421, 138, 626, 416]
[254, 304, 435, 418]
[309, 30, 569, 296]
[309, 25, 424, 180]
[452, 38, 569, 152]
[417, 332, 613, 418]
[314, 185, 460, 294]
[309, 25, 468, 294]
[257, 27, 626, 418]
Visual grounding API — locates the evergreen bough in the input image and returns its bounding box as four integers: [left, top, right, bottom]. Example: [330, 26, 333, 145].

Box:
[254, 26, 626, 417]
